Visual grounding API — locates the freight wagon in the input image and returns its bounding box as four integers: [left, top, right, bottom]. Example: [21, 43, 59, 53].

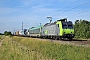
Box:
[28, 26, 43, 37]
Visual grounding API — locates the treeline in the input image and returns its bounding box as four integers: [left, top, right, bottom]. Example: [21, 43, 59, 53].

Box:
[0, 33, 4, 35]
[74, 19, 90, 39]
[4, 31, 12, 36]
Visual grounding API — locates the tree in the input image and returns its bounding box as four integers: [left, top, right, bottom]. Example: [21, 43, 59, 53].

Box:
[0, 33, 3, 35]
[74, 19, 90, 39]
[4, 31, 12, 36]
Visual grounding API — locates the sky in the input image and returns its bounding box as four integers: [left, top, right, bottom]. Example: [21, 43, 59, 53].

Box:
[0, 0, 90, 33]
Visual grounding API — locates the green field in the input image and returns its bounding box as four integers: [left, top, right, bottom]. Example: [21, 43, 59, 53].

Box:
[0, 36, 90, 60]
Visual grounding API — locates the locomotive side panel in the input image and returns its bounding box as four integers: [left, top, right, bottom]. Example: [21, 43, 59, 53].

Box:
[41, 24, 60, 36]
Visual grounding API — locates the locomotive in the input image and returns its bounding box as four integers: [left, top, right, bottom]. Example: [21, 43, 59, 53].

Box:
[27, 18, 75, 40]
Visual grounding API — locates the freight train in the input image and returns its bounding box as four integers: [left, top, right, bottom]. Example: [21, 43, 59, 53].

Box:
[15, 18, 75, 40]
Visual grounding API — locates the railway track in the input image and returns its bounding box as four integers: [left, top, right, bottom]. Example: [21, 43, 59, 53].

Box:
[14, 35, 90, 47]
[36, 38, 90, 47]
[53, 39, 90, 47]
[30, 37, 90, 48]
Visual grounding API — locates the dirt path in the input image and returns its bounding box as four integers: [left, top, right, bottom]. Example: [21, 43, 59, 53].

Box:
[0, 40, 3, 48]
[0, 36, 4, 48]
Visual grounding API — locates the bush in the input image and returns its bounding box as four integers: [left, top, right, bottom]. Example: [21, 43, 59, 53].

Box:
[4, 31, 12, 36]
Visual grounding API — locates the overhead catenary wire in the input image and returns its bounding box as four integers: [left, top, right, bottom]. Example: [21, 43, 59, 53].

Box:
[54, 0, 79, 12]
[40, 0, 79, 22]
[36, 1, 90, 25]
[52, 1, 90, 17]
[67, 10, 90, 18]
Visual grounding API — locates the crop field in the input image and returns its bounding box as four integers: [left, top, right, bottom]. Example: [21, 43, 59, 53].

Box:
[0, 36, 90, 60]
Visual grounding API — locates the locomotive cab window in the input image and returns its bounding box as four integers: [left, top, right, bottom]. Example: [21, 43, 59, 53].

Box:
[67, 22, 73, 29]
[68, 25, 73, 29]
[62, 22, 67, 29]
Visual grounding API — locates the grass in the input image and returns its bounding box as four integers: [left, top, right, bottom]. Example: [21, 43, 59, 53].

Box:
[0, 36, 38, 60]
[12, 36, 90, 60]
[0, 36, 90, 60]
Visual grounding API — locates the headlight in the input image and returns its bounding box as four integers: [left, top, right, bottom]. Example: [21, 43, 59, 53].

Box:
[64, 32, 65, 34]
[72, 34, 74, 36]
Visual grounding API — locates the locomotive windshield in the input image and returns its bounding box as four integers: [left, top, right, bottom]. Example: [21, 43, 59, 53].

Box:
[62, 22, 67, 29]
[67, 22, 73, 29]
[62, 22, 73, 29]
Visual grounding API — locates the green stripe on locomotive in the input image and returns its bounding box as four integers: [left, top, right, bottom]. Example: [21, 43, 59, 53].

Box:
[29, 25, 43, 36]
[56, 21, 63, 36]
[29, 25, 43, 30]
[45, 30, 48, 34]
[56, 21, 74, 36]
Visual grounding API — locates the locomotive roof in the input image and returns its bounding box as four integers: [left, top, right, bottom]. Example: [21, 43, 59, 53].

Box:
[43, 22, 56, 27]
[43, 18, 68, 27]
[57, 18, 67, 22]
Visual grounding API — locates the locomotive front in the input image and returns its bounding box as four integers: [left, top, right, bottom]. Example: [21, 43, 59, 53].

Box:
[56, 18, 75, 40]
[62, 21, 75, 39]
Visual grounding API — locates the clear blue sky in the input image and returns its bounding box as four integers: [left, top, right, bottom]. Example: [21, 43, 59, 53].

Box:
[0, 0, 90, 33]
